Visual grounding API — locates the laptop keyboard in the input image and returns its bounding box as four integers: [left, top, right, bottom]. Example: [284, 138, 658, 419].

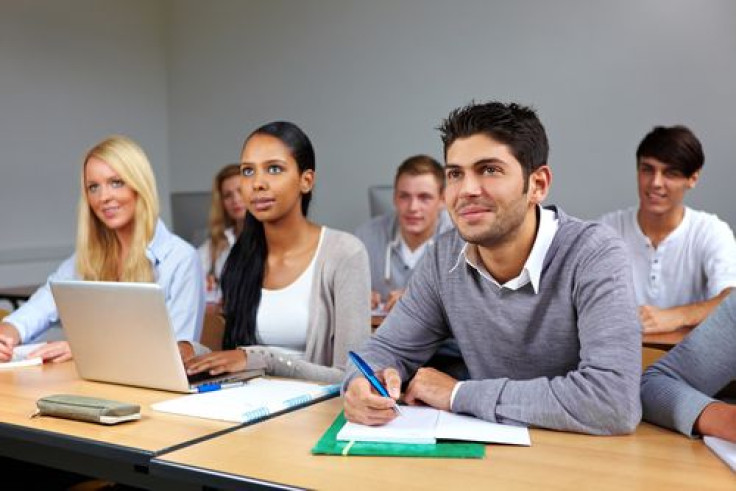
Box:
[187, 371, 242, 386]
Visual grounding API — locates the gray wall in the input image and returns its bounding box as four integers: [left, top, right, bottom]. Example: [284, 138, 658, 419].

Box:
[1, 0, 735, 290]
[0, 1, 170, 287]
[166, 0, 736, 234]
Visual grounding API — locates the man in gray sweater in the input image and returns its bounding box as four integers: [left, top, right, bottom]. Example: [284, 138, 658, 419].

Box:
[343, 101, 642, 435]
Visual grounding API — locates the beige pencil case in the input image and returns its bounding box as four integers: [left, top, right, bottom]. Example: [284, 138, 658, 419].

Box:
[33, 394, 141, 425]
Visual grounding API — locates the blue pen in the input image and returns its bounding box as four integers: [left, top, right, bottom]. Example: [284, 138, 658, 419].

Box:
[196, 381, 246, 393]
[348, 351, 402, 415]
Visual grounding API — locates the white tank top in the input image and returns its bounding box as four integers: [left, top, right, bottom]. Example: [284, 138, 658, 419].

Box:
[255, 227, 325, 356]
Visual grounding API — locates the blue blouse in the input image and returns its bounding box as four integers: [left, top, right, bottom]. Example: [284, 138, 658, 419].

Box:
[5, 220, 204, 344]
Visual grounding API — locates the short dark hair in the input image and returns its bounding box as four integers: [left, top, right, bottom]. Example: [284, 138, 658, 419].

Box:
[636, 125, 704, 178]
[438, 101, 549, 188]
[394, 154, 444, 191]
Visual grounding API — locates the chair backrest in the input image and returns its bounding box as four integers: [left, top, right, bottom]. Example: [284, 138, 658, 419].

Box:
[200, 309, 226, 351]
[368, 185, 394, 217]
[170, 191, 211, 246]
[642, 346, 667, 372]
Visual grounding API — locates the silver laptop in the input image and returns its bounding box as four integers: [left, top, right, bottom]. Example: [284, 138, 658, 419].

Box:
[50, 280, 263, 393]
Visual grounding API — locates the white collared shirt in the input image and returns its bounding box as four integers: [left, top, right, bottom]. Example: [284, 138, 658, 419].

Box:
[449, 206, 559, 407]
[449, 206, 559, 293]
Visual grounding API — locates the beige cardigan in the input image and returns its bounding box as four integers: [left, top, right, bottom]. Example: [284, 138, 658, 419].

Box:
[243, 228, 372, 384]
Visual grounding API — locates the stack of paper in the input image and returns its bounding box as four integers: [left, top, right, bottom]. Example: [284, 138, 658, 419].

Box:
[336, 406, 531, 446]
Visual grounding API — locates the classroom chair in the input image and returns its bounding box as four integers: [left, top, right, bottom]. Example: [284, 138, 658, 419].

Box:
[200, 308, 225, 351]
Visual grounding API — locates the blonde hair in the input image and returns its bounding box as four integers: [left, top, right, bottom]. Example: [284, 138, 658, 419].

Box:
[75, 135, 159, 282]
[206, 164, 241, 275]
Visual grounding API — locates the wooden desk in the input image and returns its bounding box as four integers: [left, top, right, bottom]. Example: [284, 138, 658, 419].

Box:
[151, 398, 735, 490]
[0, 361, 240, 489]
[0, 284, 38, 309]
[643, 326, 694, 350]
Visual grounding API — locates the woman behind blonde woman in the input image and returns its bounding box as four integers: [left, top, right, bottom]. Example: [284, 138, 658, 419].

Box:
[0, 135, 205, 363]
[198, 164, 246, 304]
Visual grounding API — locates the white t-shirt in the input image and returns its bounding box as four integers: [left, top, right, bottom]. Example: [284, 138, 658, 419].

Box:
[599, 207, 736, 308]
[398, 237, 429, 270]
[255, 227, 325, 356]
[198, 227, 236, 303]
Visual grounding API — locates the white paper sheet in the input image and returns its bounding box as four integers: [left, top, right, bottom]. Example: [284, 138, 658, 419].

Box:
[337, 406, 439, 444]
[337, 405, 531, 446]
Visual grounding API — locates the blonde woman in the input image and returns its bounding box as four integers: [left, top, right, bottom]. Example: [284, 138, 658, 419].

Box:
[0, 136, 204, 363]
[198, 164, 246, 304]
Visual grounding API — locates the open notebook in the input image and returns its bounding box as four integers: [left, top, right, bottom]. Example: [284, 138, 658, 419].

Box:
[337, 406, 531, 446]
[152, 378, 340, 423]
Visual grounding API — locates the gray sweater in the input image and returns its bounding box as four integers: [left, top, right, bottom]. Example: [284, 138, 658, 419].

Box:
[345, 207, 642, 435]
[244, 228, 372, 384]
[641, 291, 736, 436]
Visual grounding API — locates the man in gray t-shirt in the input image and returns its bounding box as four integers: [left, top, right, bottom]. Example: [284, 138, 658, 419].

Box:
[344, 101, 642, 435]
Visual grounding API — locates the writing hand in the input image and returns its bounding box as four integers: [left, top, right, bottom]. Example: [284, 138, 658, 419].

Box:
[0, 323, 21, 362]
[0, 335, 15, 362]
[344, 367, 402, 425]
[185, 349, 247, 376]
[403, 367, 456, 411]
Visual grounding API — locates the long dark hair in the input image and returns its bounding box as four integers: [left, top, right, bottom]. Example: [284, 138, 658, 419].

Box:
[221, 121, 316, 348]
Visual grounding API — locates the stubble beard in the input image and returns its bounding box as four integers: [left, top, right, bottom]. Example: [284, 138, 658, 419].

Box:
[455, 195, 529, 248]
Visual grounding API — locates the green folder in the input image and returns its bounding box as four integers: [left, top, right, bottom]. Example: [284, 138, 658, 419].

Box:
[311, 411, 485, 458]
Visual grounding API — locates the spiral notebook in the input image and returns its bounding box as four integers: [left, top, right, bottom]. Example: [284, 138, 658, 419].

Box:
[151, 378, 340, 423]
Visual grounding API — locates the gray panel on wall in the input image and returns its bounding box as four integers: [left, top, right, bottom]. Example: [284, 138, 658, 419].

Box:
[171, 192, 211, 246]
[0, 1, 170, 286]
[165, 0, 736, 233]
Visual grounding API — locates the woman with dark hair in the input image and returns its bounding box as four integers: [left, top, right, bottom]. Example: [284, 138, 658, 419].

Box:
[185, 121, 371, 383]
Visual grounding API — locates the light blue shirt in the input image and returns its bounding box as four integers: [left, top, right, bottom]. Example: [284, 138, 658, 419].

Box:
[5, 220, 204, 344]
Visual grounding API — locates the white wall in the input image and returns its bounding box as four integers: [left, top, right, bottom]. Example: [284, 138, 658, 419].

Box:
[0, 1, 170, 287]
[1, 0, 735, 289]
[166, 0, 736, 234]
